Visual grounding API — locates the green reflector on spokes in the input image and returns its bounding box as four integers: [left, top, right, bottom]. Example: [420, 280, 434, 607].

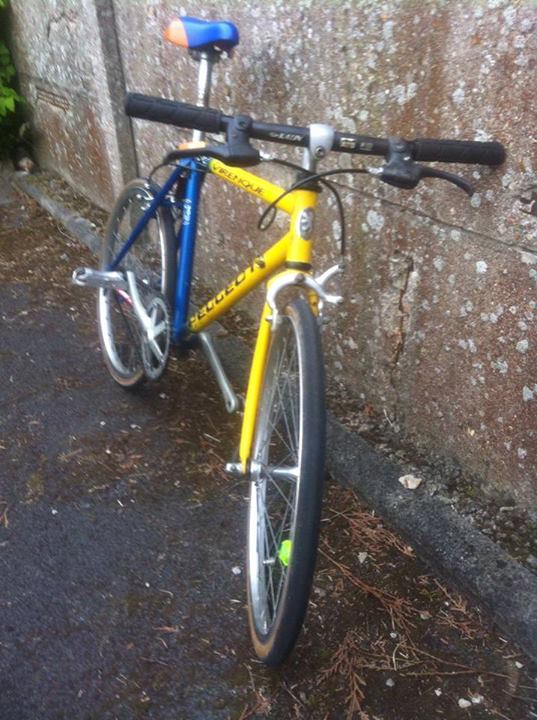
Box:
[278, 539, 292, 567]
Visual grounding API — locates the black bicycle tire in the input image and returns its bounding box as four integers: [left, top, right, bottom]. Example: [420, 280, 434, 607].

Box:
[247, 297, 326, 665]
[97, 178, 176, 388]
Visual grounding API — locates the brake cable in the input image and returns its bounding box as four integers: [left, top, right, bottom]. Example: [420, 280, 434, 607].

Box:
[149, 144, 471, 260]
[258, 163, 370, 258]
[261, 157, 354, 257]
[148, 160, 209, 184]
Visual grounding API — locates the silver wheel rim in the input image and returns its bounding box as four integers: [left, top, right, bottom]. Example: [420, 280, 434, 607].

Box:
[248, 314, 303, 636]
[98, 188, 168, 379]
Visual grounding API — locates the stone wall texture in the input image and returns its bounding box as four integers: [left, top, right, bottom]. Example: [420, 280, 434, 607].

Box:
[9, 0, 537, 510]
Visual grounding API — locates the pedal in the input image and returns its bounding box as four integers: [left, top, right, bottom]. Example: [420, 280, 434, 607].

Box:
[72, 267, 127, 291]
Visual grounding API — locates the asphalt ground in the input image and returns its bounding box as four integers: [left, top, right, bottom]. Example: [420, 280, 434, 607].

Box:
[1, 175, 537, 719]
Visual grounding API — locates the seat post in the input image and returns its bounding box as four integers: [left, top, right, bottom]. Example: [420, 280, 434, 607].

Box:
[192, 51, 215, 141]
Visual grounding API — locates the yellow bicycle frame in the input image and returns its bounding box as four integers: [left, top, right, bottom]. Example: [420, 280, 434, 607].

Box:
[188, 158, 319, 473]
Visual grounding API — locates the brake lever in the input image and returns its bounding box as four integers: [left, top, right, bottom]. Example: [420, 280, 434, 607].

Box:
[368, 138, 421, 190]
[420, 167, 474, 196]
[163, 116, 261, 168]
[369, 138, 475, 197]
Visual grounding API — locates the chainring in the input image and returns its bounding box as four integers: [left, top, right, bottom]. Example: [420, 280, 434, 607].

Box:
[140, 294, 171, 380]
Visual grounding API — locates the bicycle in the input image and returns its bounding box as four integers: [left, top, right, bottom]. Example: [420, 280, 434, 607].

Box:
[72, 15, 506, 666]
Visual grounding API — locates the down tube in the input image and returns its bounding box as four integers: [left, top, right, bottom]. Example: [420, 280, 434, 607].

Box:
[173, 164, 204, 340]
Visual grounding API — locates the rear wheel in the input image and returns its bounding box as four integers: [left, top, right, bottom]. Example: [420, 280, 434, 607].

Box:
[247, 297, 326, 665]
[97, 179, 176, 388]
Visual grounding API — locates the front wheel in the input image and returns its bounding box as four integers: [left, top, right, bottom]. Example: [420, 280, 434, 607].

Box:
[247, 297, 326, 666]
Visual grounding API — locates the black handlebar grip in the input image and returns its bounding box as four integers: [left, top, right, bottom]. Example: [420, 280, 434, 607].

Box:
[412, 138, 506, 166]
[125, 93, 225, 134]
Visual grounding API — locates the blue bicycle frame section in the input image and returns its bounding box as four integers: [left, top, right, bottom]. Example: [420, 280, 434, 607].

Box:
[108, 160, 205, 345]
[173, 162, 203, 340]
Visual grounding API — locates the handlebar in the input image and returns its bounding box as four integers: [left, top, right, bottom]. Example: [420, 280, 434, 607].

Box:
[126, 94, 224, 134]
[125, 92, 506, 168]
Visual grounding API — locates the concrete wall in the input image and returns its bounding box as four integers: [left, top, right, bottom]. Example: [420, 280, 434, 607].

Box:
[9, 0, 136, 207]
[9, 0, 537, 509]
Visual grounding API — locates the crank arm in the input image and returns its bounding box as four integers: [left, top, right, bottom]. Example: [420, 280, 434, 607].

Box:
[72, 267, 128, 291]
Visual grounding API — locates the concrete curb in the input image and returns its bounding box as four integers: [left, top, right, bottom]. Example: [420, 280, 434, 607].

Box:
[327, 417, 537, 663]
[12, 172, 101, 255]
[16, 170, 537, 664]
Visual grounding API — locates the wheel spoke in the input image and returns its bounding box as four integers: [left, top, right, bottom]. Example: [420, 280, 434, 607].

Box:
[280, 344, 299, 447]
[265, 414, 295, 459]
[262, 506, 277, 617]
[261, 494, 280, 553]
[274, 375, 297, 456]
[267, 475, 295, 514]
